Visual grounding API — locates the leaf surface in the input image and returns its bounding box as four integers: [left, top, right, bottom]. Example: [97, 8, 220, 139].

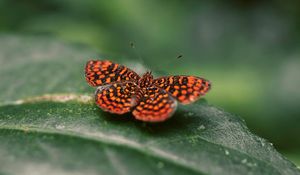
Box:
[0, 35, 299, 175]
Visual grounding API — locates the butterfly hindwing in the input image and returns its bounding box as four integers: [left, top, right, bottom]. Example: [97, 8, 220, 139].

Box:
[132, 87, 177, 122]
[95, 81, 139, 114]
[85, 60, 140, 87]
[154, 76, 211, 104]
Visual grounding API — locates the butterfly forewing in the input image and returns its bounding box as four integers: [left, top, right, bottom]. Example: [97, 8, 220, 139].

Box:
[154, 76, 211, 104]
[85, 60, 140, 87]
[132, 87, 177, 122]
[95, 81, 139, 114]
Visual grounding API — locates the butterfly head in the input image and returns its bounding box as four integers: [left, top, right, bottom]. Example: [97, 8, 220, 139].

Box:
[139, 71, 153, 88]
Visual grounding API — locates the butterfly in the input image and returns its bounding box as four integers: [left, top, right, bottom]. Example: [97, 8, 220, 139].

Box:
[85, 60, 211, 122]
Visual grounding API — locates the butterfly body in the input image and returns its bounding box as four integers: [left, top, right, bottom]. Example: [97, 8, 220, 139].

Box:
[85, 60, 211, 122]
[138, 71, 153, 88]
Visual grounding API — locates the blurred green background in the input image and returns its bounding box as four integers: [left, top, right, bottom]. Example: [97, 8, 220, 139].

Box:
[0, 0, 299, 165]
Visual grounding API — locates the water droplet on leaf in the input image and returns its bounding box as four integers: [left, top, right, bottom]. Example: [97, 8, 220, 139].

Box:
[198, 125, 206, 130]
[157, 161, 164, 169]
[55, 124, 65, 129]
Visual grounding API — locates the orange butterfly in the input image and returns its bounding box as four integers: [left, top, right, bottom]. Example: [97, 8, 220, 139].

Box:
[85, 60, 211, 122]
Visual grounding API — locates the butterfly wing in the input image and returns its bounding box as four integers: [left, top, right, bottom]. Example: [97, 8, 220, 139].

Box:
[95, 81, 139, 114]
[132, 87, 177, 122]
[154, 76, 211, 104]
[85, 60, 140, 87]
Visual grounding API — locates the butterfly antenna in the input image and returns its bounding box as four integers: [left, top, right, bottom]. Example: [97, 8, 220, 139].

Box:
[152, 53, 184, 74]
[177, 54, 183, 59]
[130, 41, 146, 66]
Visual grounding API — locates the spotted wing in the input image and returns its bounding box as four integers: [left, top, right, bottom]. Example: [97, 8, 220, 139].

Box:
[85, 60, 140, 87]
[154, 76, 211, 104]
[95, 81, 139, 114]
[132, 87, 177, 122]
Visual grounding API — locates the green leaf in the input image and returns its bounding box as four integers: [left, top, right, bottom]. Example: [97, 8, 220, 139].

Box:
[0, 35, 299, 175]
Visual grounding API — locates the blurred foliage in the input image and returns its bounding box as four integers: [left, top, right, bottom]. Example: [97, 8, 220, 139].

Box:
[0, 0, 300, 165]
